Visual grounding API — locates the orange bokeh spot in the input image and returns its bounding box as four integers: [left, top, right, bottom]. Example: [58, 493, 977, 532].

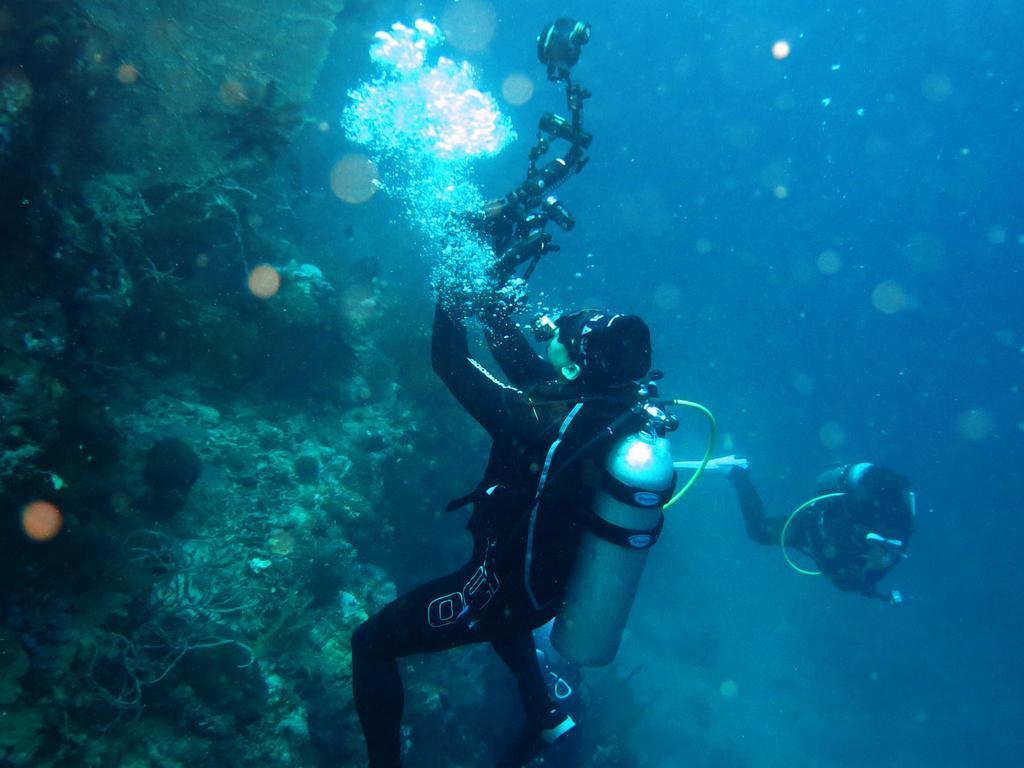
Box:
[330, 154, 379, 204]
[22, 501, 63, 542]
[219, 79, 249, 107]
[771, 40, 791, 60]
[248, 264, 281, 299]
[269, 529, 297, 556]
[117, 63, 140, 84]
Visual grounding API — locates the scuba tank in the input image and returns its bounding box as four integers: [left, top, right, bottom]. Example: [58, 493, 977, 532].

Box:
[551, 406, 677, 666]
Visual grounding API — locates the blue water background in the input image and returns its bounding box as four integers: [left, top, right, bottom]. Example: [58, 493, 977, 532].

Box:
[317, 2, 1023, 765]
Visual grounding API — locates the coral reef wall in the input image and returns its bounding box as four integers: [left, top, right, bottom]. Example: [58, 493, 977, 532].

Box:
[0, 1, 512, 766]
[1, 0, 636, 764]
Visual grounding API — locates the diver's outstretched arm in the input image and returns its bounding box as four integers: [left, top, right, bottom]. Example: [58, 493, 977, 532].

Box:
[482, 310, 551, 389]
[431, 302, 539, 440]
[728, 467, 785, 546]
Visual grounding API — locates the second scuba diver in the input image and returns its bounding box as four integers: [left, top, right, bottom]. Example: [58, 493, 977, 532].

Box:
[727, 462, 916, 603]
[351, 303, 657, 767]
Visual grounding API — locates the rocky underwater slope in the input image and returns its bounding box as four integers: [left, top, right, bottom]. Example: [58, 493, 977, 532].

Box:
[0, 2, 639, 766]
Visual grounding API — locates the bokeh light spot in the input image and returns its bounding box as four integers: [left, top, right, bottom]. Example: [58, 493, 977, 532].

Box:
[724, 120, 758, 148]
[791, 372, 816, 396]
[720, 679, 739, 698]
[248, 264, 281, 299]
[816, 249, 842, 274]
[904, 232, 946, 273]
[219, 79, 249, 107]
[819, 421, 846, 451]
[774, 91, 796, 111]
[441, 0, 498, 52]
[871, 280, 909, 314]
[116, 63, 140, 84]
[269, 529, 297, 556]
[771, 40, 791, 60]
[653, 283, 681, 311]
[22, 500, 63, 542]
[923, 73, 953, 102]
[994, 329, 1016, 347]
[773, 185, 789, 199]
[501, 73, 534, 106]
[330, 154, 379, 204]
[986, 227, 1007, 245]
[957, 408, 995, 441]
[761, 160, 791, 194]
[790, 260, 814, 283]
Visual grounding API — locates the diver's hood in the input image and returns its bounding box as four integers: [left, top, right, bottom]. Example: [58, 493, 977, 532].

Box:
[556, 310, 652, 387]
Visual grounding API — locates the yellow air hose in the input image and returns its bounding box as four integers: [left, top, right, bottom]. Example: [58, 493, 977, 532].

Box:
[663, 400, 717, 510]
[779, 492, 846, 575]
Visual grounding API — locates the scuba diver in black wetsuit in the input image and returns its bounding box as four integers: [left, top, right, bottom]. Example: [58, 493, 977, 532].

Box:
[350, 20, 713, 766]
[727, 462, 916, 603]
[350, 305, 656, 768]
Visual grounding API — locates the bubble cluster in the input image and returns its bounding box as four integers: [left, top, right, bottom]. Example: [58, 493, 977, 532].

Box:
[345, 21, 513, 162]
[819, 421, 846, 450]
[344, 20, 516, 311]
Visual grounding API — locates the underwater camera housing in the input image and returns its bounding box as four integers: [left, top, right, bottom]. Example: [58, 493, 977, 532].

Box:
[538, 18, 592, 82]
[487, 17, 593, 284]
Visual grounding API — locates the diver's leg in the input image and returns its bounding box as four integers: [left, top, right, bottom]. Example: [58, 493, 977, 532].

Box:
[493, 627, 577, 768]
[351, 615, 405, 768]
[351, 564, 486, 767]
[490, 629, 551, 722]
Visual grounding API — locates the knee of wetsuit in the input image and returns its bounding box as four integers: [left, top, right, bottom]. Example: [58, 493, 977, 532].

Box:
[351, 618, 375, 656]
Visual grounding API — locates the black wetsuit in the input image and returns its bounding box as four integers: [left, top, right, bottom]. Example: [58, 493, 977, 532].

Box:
[728, 466, 912, 598]
[351, 305, 628, 767]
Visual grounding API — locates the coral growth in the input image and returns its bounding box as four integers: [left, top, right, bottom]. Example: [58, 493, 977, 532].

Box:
[222, 80, 305, 161]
